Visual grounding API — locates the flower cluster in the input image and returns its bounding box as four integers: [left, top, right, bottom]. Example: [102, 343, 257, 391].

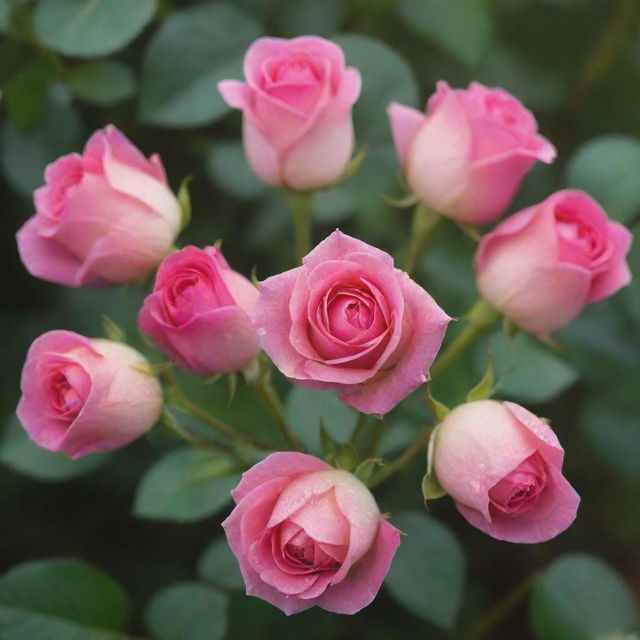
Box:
[13, 35, 632, 617]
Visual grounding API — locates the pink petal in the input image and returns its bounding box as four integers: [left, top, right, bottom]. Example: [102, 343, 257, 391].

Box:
[588, 220, 633, 302]
[387, 101, 425, 167]
[315, 520, 401, 614]
[231, 452, 330, 503]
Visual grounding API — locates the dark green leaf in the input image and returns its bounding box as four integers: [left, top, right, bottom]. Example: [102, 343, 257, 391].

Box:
[398, 0, 493, 68]
[385, 510, 465, 630]
[275, 0, 345, 37]
[333, 34, 418, 145]
[68, 60, 136, 105]
[565, 136, 640, 225]
[139, 2, 262, 127]
[285, 387, 357, 455]
[145, 582, 229, 640]
[133, 447, 240, 522]
[197, 538, 244, 591]
[205, 141, 265, 200]
[0, 415, 107, 482]
[34, 0, 156, 57]
[0, 558, 129, 640]
[530, 554, 637, 640]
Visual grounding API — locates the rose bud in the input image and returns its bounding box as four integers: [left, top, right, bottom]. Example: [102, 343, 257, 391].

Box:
[138, 246, 260, 375]
[433, 400, 580, 543]
[253, 230, 450, 416]
[476, 189, 632, 335]
[388, 81, 556, 224]
[218, 36, 361, 190]
[16, 125, 181, 287]
[223, 452, 401, 615]
[17, 330, 163, 458]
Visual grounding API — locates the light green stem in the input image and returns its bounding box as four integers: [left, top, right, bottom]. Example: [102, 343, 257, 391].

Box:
[255, 376, 303, 451]
[430, 299, 501, 379]
[286, 190, 314, 264]
[403, 203, 442, 277]
[350, 412, 370, 447]
[367, 426, 433, 489]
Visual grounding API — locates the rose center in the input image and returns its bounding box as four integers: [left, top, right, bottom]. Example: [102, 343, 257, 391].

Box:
[555, 206, 603, 258]
[489, 452, 547, 516]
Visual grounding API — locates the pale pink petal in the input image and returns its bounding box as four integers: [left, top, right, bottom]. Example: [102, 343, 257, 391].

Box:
[218, 80, 253, 110]
[588, 220, 633, 302]
[16, 217, 83, 287]
[315, 520, 401, 614]
[242, 117, 283, 186]
[232, 452, 331, 503]
[387, 101, 425, 167]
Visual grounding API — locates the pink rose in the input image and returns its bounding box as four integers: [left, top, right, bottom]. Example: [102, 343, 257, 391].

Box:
[388, 81, 556, 224]
[253, 230, 450, 415]
[222, 452, 401, 615]
[433, 400, 580, 543]
[138, 245, 260, 374]
[218, 36, 361, 190]
[17, 330, 163, 458]
[476, 189, 632, 335]
[16, 125, 181, 287]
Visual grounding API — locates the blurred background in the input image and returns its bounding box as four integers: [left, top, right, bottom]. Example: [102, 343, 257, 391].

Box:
[1, 0, 639, 638]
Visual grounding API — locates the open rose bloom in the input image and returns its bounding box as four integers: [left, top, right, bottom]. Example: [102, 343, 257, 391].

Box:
[223, 452, 401, 615]
[218, 36, 361, 190]
[138, 246, 260, 374]
[17, 331, 163, 458]
[434, 400, 580, 543]
[388, 81, 555, 224]
[253, 230, 450, 415]
[476, 189, 632, 335]
[16, 125, 181, 287]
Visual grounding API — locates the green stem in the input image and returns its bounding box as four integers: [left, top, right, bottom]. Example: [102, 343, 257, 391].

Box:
[403, 203, 442, 277]
[286, 189, 314, 264]
[460, 573, 539, 640]
[255, 375, 303, 451]
[430, 299, 501, 379]
[350, 412, 370, 447]
[367, 426, 433, 489]
[161, 370, 277, 451]
[161, 409, 234, 454]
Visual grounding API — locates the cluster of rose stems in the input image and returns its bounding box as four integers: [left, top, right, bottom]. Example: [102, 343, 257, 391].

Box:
[162, 202, 493, 488]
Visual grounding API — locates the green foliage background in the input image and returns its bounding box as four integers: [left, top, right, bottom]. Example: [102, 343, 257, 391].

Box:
[1, 0, 639, 638]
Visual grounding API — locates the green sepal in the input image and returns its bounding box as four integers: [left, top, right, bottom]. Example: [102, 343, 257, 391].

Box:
[226, 372, 237, 406]
[383, 192, 419, 208]
[354, 458, 382, 483]
[425, 388, 450, 422]
[334, 443, 359, 472]
[177, 175, 193, 231]
[422, 424, 446, 501]
[335, 145, 367, 184]
[503, 316, 520, 340]
[132, 360, 174, 378]
[466, 348, 496, 402]
[101, 314, 126, 342]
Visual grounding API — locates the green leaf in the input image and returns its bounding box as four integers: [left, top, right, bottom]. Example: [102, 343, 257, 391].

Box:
[385, 511, 465, 630]
[285, 388, 357, 455]
[4, 58, 58, 131]
[480, 331, 579, 403]
[0, 415, 107, 482]
[1, 91, 83, 196]
[0, 558, 129, 640]
[133, 447, 240, 522]
[466, 349, 495, 402]
[275, 0, 345, 37]
[333, 34, 418, 145]
[68, 60, 135, 105]
[353, 458, 381, 483]
[197, 538, 244, 591]
[205, 141, 265, 200]
[565, 135, 640, 224]
[144, 582, 229, 640]
[530, 554, 638, 640]
[34, 0, 156, 58]
[139, 2, 262, 127]
[398, 0, 493, 68]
